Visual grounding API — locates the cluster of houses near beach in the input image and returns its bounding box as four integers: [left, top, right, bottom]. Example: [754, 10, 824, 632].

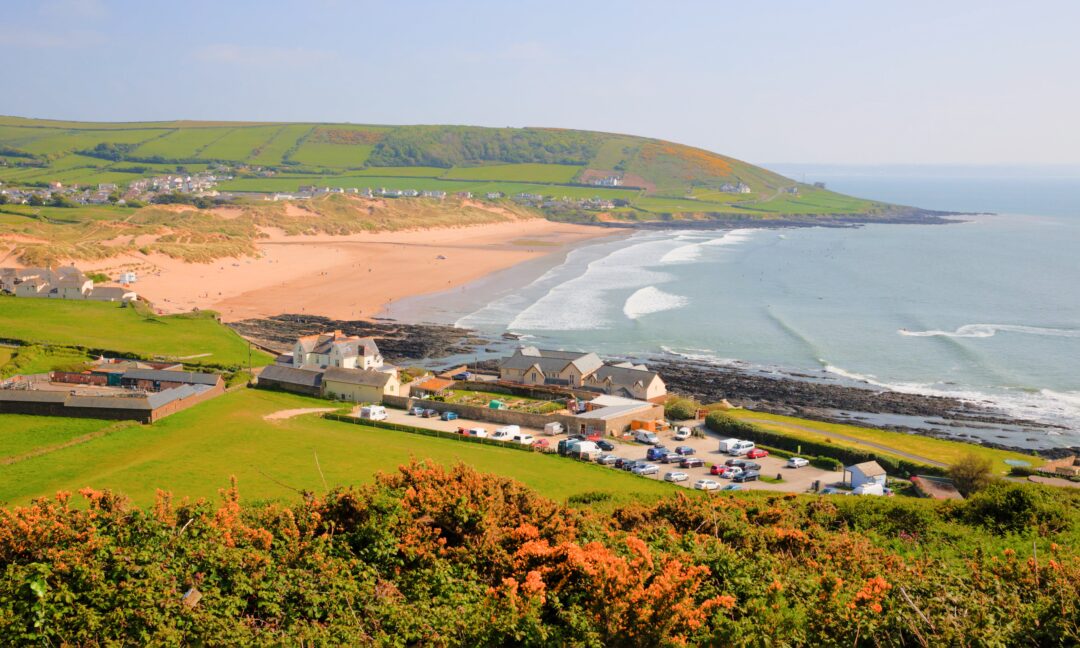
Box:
[0, 170, 226, 206]
[1, 266, 137, 303]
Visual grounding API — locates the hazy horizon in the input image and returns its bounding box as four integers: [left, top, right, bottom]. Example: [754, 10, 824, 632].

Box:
[4, 0, 1079, 166]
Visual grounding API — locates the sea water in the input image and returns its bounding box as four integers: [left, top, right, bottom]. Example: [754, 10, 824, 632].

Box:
[393, 170, 1080, 447]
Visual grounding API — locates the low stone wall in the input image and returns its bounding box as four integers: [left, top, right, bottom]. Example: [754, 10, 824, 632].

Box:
[51, 372, 108, 386]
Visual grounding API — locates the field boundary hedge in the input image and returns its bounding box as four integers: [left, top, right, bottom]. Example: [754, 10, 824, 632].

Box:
[324, 413, 550, 454]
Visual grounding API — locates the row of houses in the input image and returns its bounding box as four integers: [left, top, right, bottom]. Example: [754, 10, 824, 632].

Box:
[0, 266, 137, 303]
[498, 347, 667, 402]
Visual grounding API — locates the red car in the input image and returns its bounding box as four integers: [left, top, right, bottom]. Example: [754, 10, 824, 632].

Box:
[710, 464, 733, 477]
[746, 448, 769, 459]
[532, 438, 550, 450]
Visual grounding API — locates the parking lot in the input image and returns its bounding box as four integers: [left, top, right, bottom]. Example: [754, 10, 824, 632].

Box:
[366, 405, 837, 494]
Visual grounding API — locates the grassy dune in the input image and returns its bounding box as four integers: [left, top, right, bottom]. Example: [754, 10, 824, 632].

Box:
[0, 298, 272, 368]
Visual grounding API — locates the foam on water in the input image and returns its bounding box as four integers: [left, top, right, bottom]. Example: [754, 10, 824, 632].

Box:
[899, 324, 1080, 339]
[623, 286, 689, 320]
[658, 229, 755, 264]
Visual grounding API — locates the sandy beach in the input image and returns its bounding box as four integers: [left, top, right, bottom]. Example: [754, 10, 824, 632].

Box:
[79, 219, 621, 322]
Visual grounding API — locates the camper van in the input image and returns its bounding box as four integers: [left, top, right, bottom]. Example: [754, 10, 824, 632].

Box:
[493, 425, 520, 440]
[634, 430, 660, 445]
[359, 405, 387, 421]
[543, 421, 565, 436]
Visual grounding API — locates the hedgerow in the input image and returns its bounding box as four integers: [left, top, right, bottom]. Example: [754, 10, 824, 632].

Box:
[0, 462, 1077, 645]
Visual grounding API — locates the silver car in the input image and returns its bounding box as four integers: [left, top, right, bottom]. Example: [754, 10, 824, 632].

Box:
[632, 463, 660, 476]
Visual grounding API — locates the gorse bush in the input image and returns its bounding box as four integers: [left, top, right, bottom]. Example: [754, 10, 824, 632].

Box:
[0, 463, 1077, 645]
[664, 397, 700, 421]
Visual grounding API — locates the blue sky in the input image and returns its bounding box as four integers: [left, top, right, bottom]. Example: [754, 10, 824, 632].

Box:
[3, 0, 1078, 165]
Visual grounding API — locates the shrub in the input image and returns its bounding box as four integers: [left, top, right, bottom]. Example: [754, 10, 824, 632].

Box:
[959, 482, 1071, 535]
[567, 490, 613, 505]
[949, 453, 996, 497]
[811, 456, 842, 471]
[664, 397, 700, 421]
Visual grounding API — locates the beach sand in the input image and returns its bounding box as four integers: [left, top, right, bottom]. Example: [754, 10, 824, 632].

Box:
[80, 219, 620, 322]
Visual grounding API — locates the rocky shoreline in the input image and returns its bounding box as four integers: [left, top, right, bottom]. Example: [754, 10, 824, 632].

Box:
[590, 208, 970, 231]
[230, 315, 1071, 456]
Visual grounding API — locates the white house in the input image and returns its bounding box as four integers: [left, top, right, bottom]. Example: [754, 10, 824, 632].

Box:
[119, 271, 137, 284]
[846, 461, 887, 490]
[292, 331, 384, 370]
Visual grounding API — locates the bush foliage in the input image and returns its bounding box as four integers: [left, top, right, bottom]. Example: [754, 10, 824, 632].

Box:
[366, 126, 603, 168]
[0, 461, 1077, 645]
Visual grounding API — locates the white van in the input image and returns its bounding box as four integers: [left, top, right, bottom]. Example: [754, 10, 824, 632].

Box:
[359, 405, 387, 421]
[716, 438, 741, 453]
[494, 425, 521, 438]
[727, 440, 756, 456]
[465, 427, 488, 438]
[543, 421, 565, 436]
[634, 430, 659, 445]
[512, 433, 535, 446]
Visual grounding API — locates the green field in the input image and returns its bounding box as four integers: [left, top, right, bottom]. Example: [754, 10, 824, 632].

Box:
[0, 389, 674, 506]
[198, 126, 281, 161]
[0, 415, 127, 460]
[0, 298, 272, 369]
[0, 117, 902, 219]
[443, 163, 582, 183]
[727, 410, 1036, 474]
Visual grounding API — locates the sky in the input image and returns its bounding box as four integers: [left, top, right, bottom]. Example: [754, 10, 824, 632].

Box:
[3, 0, 1079, 166]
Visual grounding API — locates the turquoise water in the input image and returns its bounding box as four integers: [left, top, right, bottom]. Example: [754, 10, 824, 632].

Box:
[398, 173, 1080, 446]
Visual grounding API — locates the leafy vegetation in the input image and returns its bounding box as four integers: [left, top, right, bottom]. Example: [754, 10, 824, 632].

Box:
[0, 460, 1075, 644]
[366, 126, 604, 168]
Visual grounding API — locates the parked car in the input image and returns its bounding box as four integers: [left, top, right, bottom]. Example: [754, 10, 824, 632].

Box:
[532, 438, 550, 450]
[734, 470, 760, 483]
[725, 458, 745, 467]
[597, 439, 615, 451]
[673, 427, 692, 441]
[596, 453, 619, 466]
[664, 471, 689, 483]
[614, 457, 633, 470]
[632, 463, 660, 476]
[491, 428, 512, 440]
[634, 430, 660, 445]
[440, 411, 459, 421]
[512, 433, 535, 446]
[720, 484, 743, 491]
[719, 466, 743, 479]
[661, 452, 683, 464]
[421, 409, 438, 418]
[787, 457, 810, 468]
[409, 406, 425, 416]
[674, 445, 695, 456]
[646, 446, 669, 461]
[710, 464, 727, 476]
[694, 479, 720, 491]
[716, 438, 741, 453]
[621, 460, 642, 472]
[740, 461, 762, 472]
[680, 457, 705, 469]
[464, 427, 488, 438]
[452, 371, 472, 380]
[746, 448, 769, 459]
[495, 425, 521, 437]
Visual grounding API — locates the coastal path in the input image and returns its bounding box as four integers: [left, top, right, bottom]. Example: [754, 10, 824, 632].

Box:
[739, 417, 948, 468]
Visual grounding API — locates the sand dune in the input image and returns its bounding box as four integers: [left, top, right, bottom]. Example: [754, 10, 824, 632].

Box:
[84, 219, 619, 322]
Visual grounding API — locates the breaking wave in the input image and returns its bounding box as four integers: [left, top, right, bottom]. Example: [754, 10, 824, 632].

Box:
[623, 286, 689, 320]
[659, 229, 755, 264]
[899, 324, 1080, 339]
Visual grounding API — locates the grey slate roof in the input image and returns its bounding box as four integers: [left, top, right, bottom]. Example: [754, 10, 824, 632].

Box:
[122, 369, 221, 386]
[258, 365, 324, 388]
[0, 390, 68, 403]
[592, 364, 660, 387]
[323, 367, 392, 388]
[575, 402, 653, 420]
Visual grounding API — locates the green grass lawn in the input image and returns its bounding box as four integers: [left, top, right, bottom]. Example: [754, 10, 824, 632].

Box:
[727, 410, 1036, 474]
[290, 142, 373, 168]
[0, 298, 272, 369]
[0, 415, 127, 460]
[0, 389, 674, 507]
[198, 126, 281, 161]
[443, 163, 582, 183]
[0, 345, 92, 378]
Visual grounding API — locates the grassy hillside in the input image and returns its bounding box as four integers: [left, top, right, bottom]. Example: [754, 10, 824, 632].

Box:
[0, 389, 674, 507]
[0, 298, 272, 369]
[0, 116, 905, 219]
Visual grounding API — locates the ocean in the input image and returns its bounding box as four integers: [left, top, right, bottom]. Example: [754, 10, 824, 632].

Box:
[389, 168, 1080, 448]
